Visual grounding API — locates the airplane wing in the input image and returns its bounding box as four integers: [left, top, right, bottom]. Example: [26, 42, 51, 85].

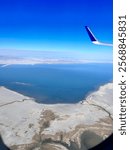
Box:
[85, 26, 113, 47]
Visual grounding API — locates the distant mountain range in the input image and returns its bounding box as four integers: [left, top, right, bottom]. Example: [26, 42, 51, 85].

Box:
[0, 49, 112, 65]
[0, 55, 94, 66]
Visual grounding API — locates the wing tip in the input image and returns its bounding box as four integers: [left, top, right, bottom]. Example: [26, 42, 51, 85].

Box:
[85, 26, 113, 46]
[85, 26, 97, 42]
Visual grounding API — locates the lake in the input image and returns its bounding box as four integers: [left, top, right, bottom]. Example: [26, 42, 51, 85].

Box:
[0, 63, 113, 104]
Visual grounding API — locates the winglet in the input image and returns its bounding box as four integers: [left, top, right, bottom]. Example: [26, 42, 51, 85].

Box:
[85, 26, 97, 42]
[85, 26, 113, 47]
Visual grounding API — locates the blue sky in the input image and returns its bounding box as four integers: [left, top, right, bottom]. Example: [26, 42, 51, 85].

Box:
[0, 0, 113, 62]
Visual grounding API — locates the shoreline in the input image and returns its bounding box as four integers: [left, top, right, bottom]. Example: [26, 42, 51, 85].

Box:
[0, 81, 113, 105]
[0, 61, 113, 67]
[0, 83, 113, 150]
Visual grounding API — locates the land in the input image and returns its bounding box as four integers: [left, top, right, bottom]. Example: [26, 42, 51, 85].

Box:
[0, 49, 112, 66]
[0, 83, 113, 150]
[0, 57, 98, 66]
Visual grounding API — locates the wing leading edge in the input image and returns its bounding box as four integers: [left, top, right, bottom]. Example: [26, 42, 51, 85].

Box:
[85, 26, 113, 47]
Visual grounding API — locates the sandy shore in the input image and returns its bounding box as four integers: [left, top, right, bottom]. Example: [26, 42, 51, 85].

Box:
[0, 83, 113, 150]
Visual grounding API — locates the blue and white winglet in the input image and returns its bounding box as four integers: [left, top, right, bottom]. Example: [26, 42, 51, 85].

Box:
[85, 26, 113, 47]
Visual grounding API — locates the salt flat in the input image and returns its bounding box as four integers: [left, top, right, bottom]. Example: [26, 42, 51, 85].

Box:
[0, 83, 113, 150]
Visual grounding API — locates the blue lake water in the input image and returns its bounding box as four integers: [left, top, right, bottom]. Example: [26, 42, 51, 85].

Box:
[0, 63, 113, 104]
